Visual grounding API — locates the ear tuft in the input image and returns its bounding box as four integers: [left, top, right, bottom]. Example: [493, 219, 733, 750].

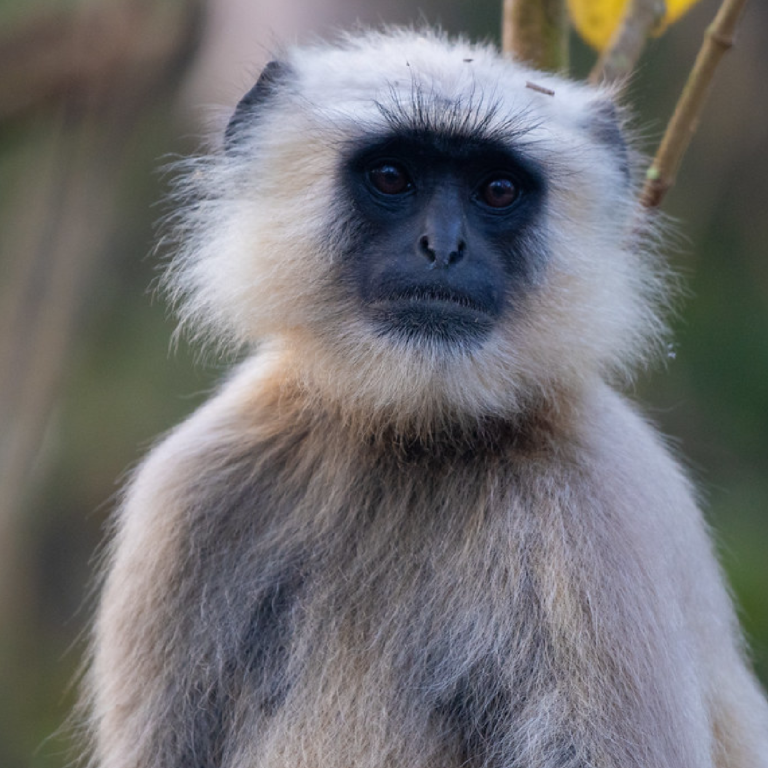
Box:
[224, 60, 291, 150]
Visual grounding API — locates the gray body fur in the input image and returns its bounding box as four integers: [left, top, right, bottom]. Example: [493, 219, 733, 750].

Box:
[87, 30, 768, 768]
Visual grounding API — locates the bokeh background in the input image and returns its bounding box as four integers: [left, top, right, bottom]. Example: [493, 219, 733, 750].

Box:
[0, 1, 766, 766]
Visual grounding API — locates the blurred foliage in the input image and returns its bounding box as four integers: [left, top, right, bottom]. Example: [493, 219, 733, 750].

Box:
[0, 1, 766, 767]
[568, 0, 703, 50]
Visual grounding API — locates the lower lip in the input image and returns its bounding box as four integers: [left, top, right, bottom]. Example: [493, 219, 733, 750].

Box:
[368, 298, 494, 342]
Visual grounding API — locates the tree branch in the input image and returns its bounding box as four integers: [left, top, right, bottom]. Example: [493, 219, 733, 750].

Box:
[0, 0, 204, 620]
[641, 0, 750, 208]
[589, 0, 666, 85]
[502, 0, 569, 72]
[0, 0, 204, 124]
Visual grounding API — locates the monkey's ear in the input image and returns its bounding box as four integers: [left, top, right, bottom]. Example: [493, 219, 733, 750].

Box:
[587, 100, 630, 180]
[225, 60, 292, 150]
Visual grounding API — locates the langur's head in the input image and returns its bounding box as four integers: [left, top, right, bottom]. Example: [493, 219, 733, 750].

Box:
[166, 30, 669, 428]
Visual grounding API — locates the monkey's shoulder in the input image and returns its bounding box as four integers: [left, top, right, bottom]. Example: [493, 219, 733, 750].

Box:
[120, 362, 696, 554]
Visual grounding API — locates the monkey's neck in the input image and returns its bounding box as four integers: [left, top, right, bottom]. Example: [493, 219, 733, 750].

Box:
[248, 353, 586, 464]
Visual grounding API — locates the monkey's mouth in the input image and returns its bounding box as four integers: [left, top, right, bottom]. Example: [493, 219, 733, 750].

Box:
[382, 286, 489, 314]
[368, 287, 496, 344]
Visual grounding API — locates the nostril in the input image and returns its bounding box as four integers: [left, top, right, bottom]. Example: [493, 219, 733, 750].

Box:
[419, 235, 436, 263]
[447, 240, 466, 265]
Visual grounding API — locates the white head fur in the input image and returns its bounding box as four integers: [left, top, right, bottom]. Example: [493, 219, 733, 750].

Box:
[165, 29, 669, 430]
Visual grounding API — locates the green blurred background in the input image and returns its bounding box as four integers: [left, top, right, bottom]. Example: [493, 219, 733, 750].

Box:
[0, 1, 766, 766]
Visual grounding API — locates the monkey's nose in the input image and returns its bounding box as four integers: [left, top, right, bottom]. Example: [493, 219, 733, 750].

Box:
[417, 234, 466, 268]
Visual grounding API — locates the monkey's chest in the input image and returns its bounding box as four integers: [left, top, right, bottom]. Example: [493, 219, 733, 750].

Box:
[218, 497, 660, 768]
[184, 437, 689, 767]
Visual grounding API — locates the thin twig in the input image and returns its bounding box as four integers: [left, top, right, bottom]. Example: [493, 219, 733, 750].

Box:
[589, 0, 666, 85]
[641, 0, 750, 208]
[502, 0, 569, 72]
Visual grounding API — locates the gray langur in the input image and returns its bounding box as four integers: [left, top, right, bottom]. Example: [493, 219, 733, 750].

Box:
[85, 29, 768, 768]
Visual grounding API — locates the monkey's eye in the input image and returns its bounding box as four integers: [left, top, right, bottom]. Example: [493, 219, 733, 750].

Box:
[478, 177, 519, 209]
[367, 162, 412, 195]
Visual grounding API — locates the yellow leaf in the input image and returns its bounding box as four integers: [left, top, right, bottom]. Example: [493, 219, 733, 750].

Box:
[567, 0, 703, 51]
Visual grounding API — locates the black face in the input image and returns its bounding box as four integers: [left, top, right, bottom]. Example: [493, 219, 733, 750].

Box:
[340, 131, 546, 347]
